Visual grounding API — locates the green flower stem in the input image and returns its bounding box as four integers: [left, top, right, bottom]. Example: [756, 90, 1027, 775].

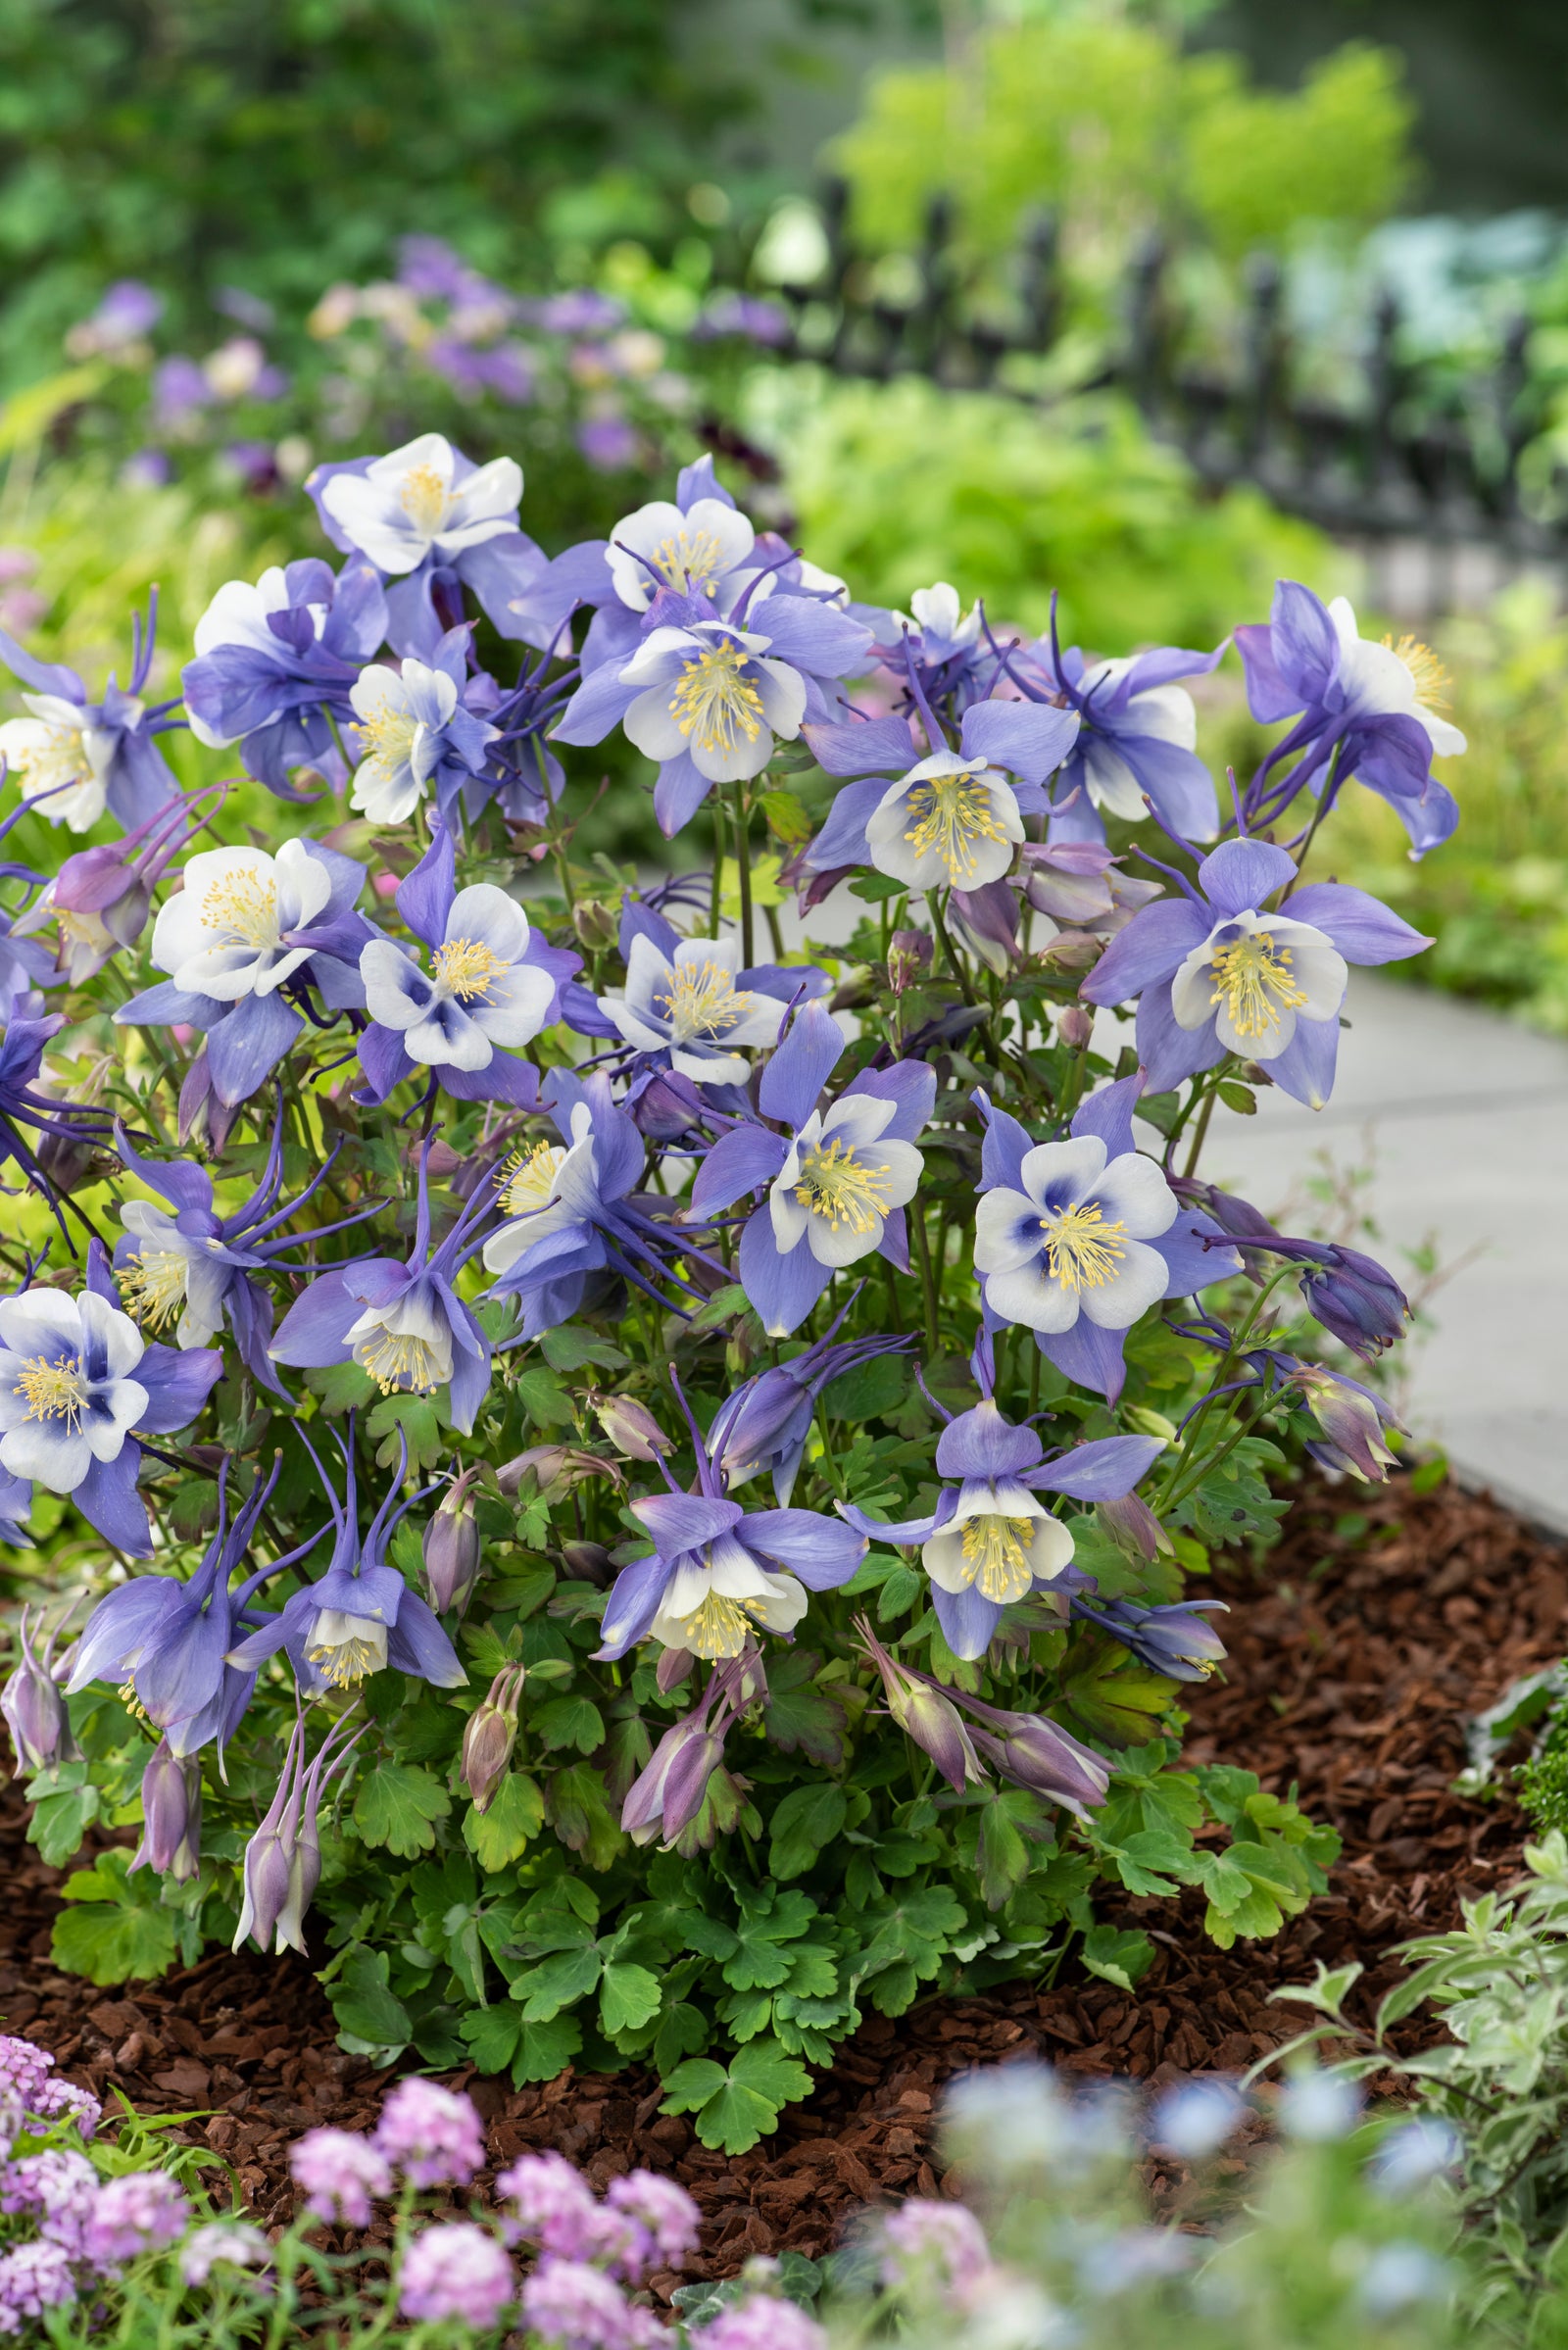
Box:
[731, 779, 755, 969]
[911, 1204, 942, 1361]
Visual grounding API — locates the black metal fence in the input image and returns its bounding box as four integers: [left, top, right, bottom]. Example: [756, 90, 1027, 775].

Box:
[762, 179, 1562, 577]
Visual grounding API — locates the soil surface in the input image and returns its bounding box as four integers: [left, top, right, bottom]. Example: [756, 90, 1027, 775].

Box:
[3, 1470, 1564, 2286]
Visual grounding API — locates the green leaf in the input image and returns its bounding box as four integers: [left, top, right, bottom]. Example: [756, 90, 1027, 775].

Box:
[328, 1948, 413, 2054]
[464, 1773, 545, 1872]
[688, 1284, 751, 1331]
[654, 2002, 710, 2074]
[762, 1650, 850, 1768]
[822, 1354, 908, 1421]
[305, 1360, 379, 1415]
[516, 1943, 604, 2022]
[600, 1961, 662, 2036]
[1081, 1925, 1155, 1992]
[51, 1852, 177, 1986]
[547, 1764, 624, 1869]
[767, 1785, 847, 1881]
[353, 1762, 452, 1859]
[540, 1327, 628, 1373]
[459, 2004, 521, 2074]
[849, 872, 906, 904]
[533, 1695, 606, 1755]
[514, 1365, 576, 1427]
[662, 2037, 811, 2153]
[726, 1894, 818, 1990]
[1060, 1640, 1177, 1746]
[26, 1776, 101, 1868]
[875, 1566, 923, 1623]
[511, 2013, 582, 2084]
[366, 1392, 447, 1473]
[977, 1792, 1034, 1910]
[168, 1478, 221, 1541]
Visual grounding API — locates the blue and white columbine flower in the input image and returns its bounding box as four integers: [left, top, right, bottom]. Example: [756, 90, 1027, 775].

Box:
[0, 602, 179, 832]
[182, 557, 388, 797]
[606, 488, 757, 614]
[347, 635, 499, 826]
[1082, 836, 1428, 1109]
[843, 1397, 1163, 1660]
[601, 929, 786, 1086]
[356, 820, 564, 1105]
[689, 1000, 933, 1338]
[1013, 614, 1226, 846]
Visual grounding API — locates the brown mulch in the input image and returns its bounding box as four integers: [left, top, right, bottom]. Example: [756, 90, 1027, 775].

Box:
[3, 1469, 1565, 2281]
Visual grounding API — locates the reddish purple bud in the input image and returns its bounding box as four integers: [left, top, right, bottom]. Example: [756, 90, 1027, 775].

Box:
[854, 1615, 985, 1793]
[591, 1395, 672, 1463]
[1096, 1492, 1169, 1560]
[966, 1711, 1110, 1816]
[950, 880, 1020, 976]
[423, 1471, 482, 1614]
[462, 1664, 524, 1812]
[129, 1738, 202, 1882]
[1057, 1004, 1094, 1051]
[888, 929, 933, 994]
[621, 1714, 725, 1846]
[2, 1607, 76, 1778]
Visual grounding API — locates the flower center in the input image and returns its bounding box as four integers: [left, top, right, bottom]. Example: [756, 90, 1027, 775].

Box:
[306, 1610, 389, 1689]
[1040, 1200, 1127, 1290]
[669, 641, 765, 758]
[958, 1513, 1039, 1603]
[794, 1139, 892, 1236]
[902, 768, 1007, 883]
[433, 936, 510, 1002]
[672, 1587, 760, 1660]
[199, 867, 279, 952]
[501, 1140, 567, 1215]
[352, 1323, 447, 1395]
[120, 1248, 188, 1333]
[15, 720, 90, 799]
[656, 957, 751, 1042]
[15, 1350, 88, 1428]
[1207, 931, 1307, 1044]
[399, 462, 451, 536]
[1382, 632, 1450, 710]
[352, 703, 420, 775]
[651, 526, 724, 595]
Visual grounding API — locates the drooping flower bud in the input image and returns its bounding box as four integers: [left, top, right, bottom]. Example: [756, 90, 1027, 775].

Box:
[233, 1724, 303, 1956]
[1292, 1362, 1402, 1481]
[621, 1712, 725, 1847]
[965, 1709, 1111, 1817]
[423, 1469, 482, 1614]
[1, 1607, 77, 1779]
[560, 1541, 613, 1589]
[1072, 1594, 1228, 1684]
[854, 1616, 984, 1794]
[887, 929, 933, 994]
[129, 1738, 202, 1882]
[1096, 1491, 1170, 1561]
[950, 879, 1019, 976]
[461, 1665, 524, 1813]
[591, 1395, 673, 1463]
[1056, 1004, 1094, 1051]
[656, 1646, 695, 1694]
[572, 899, 617, 951]
[1298, 1247, 1408, 1358]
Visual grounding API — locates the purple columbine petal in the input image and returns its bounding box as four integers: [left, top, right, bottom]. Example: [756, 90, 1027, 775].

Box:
[1266, 1011, 1342, 1111]
[1037, 1317, 1130, 1405]
[931, 1580, 1004, 1663]
[801, 714, 918, 776]
[758, 999, 845, 1130]
[66, 1579, 180, 1689]
[738, 1212, 834, 1339]
[975, 1092, 1032, 1192]
[206, 990, 304, 1105]
[1196, 838, 1298, 919]
[804, 775, 887, 872]
[1135, 981, 1229, 1095]
[596, 1551, 672, 1661]
[134, 1342, 224, 1433]
[738, 1509, 866, 1590]
[688, 1126, 789, 1220]
[652, 751, 714, 839]
[935, 1399, 1045, 1481]
[840, 1058, 937, 1144]
[396, 822, 455, 951]
[957, 698, 1081, 787]
[1034, 1432, 1164, 1501]
[1149, 1212, 1243, 1297]
[1069, 1073, 1143, 1159]
[74, 1445, 153, 1557]
[384, 1591, 467, 1686]
[270, 1266, 374, 1367]
[1283, 882, 1431, 964]
[1082, 898, 1209, 1008]
[631, 1493, 744, 1553]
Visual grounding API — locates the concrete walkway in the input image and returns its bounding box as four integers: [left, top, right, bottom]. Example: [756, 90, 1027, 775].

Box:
[1207, 974, 1568, 1533]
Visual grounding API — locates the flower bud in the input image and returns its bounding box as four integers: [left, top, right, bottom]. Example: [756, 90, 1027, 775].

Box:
[968, 1711, 1110, 1816]
[1073, 1595, 1228, 1684]
[560, 1541, 613, 1589]
[1, 1608, 76, 1778]
[1057, 1004, 1094, 1051]
[129, 1738, 202, 1882]
[423, 1474, 482, 1614]
[950, 880, 1019, 976]
[572, 898, 618, 951]
[888, 929, 933, 994]
[1299, 1248, 1408, 1358]
[656, 1646, 695, 1694]
[621, 1711, 725, 1846]
[462, 1664, 524, 1813]
[1096, 1492, 1170, 1561]
[1293, 1363, 1402, 1482]
[591, 1395, 672, 1463]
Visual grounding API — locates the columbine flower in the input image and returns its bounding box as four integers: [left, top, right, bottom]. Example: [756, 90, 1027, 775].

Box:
[1082, 836, 1427, 1108]
[128, 1738, 202, 1880]
[1188, 1183, 1409, 1358]
[708, 1317, 911, 1505]
[289, 2128, 393, 2227]
[596, 1397, 865, 1663]
[461, 1663, 523, 1810]
[270, 1141, 495, 1431]
[619, 1651, 759, 1842]
[374, 2079, 485, 2188]
[1071, 1593, 1228, 1680]
[847, 1399, 1163, 1659]
[1, 1603, 75, 1775]
[348, 637, 498, 825]
[799, 696, 1080, 893]
[356, 819, 565, 1105]
[599, 928, 786, 1087]
[0, 1256, 221, 1555]
[118, 835, 372, 1108]
[399, 2224, 514, 2328]
[16, 785, 220, 986]
[0, 600, 179, 832]
[182, 556, 388, 795]
[1234, 580, 1464, 852]
[606, 484, 757, 613]
[1012, 613, 1226, 844]
[689, 1000, 932, 1339]
[973, 1079, 1241, 1401]
[225, 1428, 466, 1697]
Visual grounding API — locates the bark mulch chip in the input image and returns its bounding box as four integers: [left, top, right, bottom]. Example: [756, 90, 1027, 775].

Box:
[3, 1471, 1564, 2280]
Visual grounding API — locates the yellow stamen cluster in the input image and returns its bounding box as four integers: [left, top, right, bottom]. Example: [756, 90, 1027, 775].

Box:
[669, 642, 764, 758]
[674, 1587, 760, 1660]
[16, 721, 90, 797]
[351, 701, 420, 774]
[902, 769, 1006, 883]
[958, 1513, 1039, 1603]
[200, 867, 278, 950]
[501, 1141, 566, 1216]
[306, 1629, 385, 1689]
[399, 462, 451, 536]
[657, 958, 750, 1040]
[652, 527, 723, 595]
[15, 1350, 88, 1428]
[1041, 1201, 1128, 1291]
[1383, 632, 1450, 710]
[794, 1139, 892, 1236]
[433, 936, 510, 1002]
[119, 1248, 188, 1333]
[352, 1325, 445, 1395]
[1207, 931, 1307, 1044]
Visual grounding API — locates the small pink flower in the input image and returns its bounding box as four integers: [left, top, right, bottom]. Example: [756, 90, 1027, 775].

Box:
[0, 2241, 76, 2330]
[398, 2221, 514, 2327]
[520, 2255, 636, 2349]
[178, 2222, 270, 2286]
[879, 2198, 991, 2295]
[83, 2171, 190, 2269]
[497, 2150, 602, 2260]
[289, 2129, 393, 2227]
[606, 2170, 701, 2277]
[374, 2079, 486, 2188]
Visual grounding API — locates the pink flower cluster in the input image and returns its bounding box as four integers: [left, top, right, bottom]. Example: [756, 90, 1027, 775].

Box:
[0, 2039, 99, 2149]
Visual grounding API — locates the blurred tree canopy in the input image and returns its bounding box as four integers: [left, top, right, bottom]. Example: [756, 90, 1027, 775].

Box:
[0, 0, 756, 384]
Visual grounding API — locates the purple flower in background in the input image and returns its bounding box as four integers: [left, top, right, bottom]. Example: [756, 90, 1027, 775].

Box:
[183, 555, 390, 796]
[347, 632, 499, 826]
[355, 819, 570, 1109]
[2, 2148, 99, 2256]
[1, 1604, 74, 1774]
[1012, 612, 1226, 844]
[400, 2224, 514, 2327]
[69, 279, 163, 357]
[498, 2151, 603, 2259]
[693, 2292, 828, 2350]
[1082, 836, 1429, 1109]
[846, 1398, 1162, 1659]
[692, 293, 792, 346]
[177, 2222, 270, 2286]
[1234, 582, 1464, 852]
[375, 2080, 485, 2188]
[290, 2129, 392, 2227]
[308, 430, 547, 659]
[152, 356, 213, 430]
[0, 597, 180, 833]
[0, 2241, 77, 2328]
[880, 2199, 992, 2295]
[605, 2171, 701, 2271]
[520, 2256, 635, 2350]
[577, 415, 640, 472]
[974, 1078, 1242, 1401]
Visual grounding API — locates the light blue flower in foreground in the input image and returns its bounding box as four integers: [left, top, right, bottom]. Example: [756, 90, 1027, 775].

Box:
[182, 556, 388, 797]
[347, 631, 499, 826]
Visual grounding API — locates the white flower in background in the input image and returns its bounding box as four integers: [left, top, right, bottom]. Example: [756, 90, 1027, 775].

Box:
[898, 580, 983, 653]
[0, 1288, 148, 1492]
[150, 840, 330, 1001]
[360, 883, 554, 1070]
[602, 932, 784, 1085]
[1169, 907, 1348, 1061]
[974, 1134, 1177, 1335]
[0, 695, 118, 830]
[769, 1095, 924, 1271]
[1327, 596, 1468, 758]
[349, 659, 458, 824]
[865, 752, 1025, 892]
[321, 432, 523, 575]
[606, 496, 755, 612]
[118, 1204, 228, 1348]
